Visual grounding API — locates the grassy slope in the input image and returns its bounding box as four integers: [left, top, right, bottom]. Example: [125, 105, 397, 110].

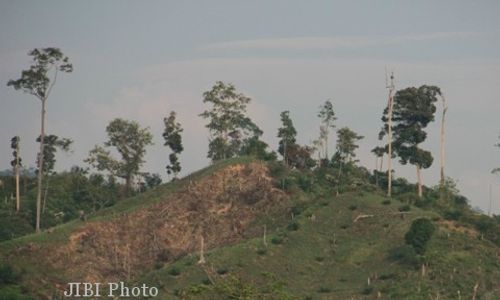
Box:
[1, 157, 499, 299]
[0, 157, 257, 297]
[139, 192, 500, 299]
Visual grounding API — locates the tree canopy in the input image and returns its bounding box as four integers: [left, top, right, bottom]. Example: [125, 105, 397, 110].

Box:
[163, 111, 184, 178]
[200, 81, 263, 161]
[85, 118, 153, 193]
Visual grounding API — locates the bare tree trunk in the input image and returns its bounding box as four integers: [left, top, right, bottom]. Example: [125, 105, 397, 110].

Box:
[387, 90, 394, 197]
[416, 165, 423, 198]
[379, 154, 384, 172]
[35, 99, 46, 232]
[42, 176, 50, 213]
[198, 235, 206, 264]
[15, 142, 20, 212]
[440, 94, 447, 188]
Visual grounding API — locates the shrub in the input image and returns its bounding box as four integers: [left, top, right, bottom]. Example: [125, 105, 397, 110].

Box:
[404, 218, 435, 254]
[256, 248, 267, 256]
[0, 263, 18, 285]
[271, 235, 284, 245]
[361, 286, 373, 295]
[348, 204, 357, 211]
[317, 286, 331, 293]
[443, 209, 462, 221]
[168, 266, 181, 276]
[216, 266, 229, 275]
[382, 199, 391, 205]
[388, 245, 419, 267]
[398, 204, 411, 212]
[287, 221, 300, 231]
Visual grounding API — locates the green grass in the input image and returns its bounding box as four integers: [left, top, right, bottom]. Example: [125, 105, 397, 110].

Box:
[2, 156, 500, 299]
[136, 192, 500, 299]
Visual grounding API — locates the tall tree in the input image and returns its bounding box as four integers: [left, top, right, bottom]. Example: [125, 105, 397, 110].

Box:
[335, 127, 364, 164]
[277, 111, 297, 165]
[85, 118, 153, 194]
[200, 81, 262, 161]
[390, 85, 440, 197]
[36, 134, 72, 212]
[439, 93, 448, 187]
[163, 111, 184, 178]
[318, 100, 336, 159]
[7, 48, 73, 232]
[10, 136, 22, 212]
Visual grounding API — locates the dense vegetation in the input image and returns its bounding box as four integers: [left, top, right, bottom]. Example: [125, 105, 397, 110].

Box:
[1, 47, 499, 298]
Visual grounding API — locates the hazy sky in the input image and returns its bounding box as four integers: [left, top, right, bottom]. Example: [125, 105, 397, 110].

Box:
[1, 1, 499, 213]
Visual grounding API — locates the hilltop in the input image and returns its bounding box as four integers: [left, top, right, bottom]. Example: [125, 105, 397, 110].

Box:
[0, 158, 499, 299]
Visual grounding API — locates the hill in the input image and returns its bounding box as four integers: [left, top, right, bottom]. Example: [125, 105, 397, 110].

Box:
[0, 158, 499, 299]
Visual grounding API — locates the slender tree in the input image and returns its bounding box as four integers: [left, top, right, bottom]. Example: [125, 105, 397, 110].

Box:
[10, 136, 22, 212]
[277, 111, 297, 165]
[439, 93, 448, 187]
[334, 127, 364, 194]
[335, 127, 364, 163]
[390, 85, 440, 197]
[85, 118, 153, 195]
[36, 134, 72, 212]
[7, 48, 73, 231]
[318, 100, 336, 159]
[163, 111, 184, 178]
[200, 81, 262, 161]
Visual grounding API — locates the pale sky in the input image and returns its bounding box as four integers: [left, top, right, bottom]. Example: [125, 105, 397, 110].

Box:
[1, 1, 499, 213]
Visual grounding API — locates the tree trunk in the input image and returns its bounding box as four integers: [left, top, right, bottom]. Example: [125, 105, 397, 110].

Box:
[15, 142, 20, 212]
[35, 99, 46, 232]
[125, 175, 132, 196]
[416, 165, 423, 198]
[440, 94, 447, 187]
[387, 91, 394, 197]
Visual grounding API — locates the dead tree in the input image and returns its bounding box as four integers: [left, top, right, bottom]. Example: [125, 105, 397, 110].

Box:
[386, 71, 395, 197]
[440, 93, 448, 187]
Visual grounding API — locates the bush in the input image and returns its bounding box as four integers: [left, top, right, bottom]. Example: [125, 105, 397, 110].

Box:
[404, 218, 435, 255]
[0, 263, 18, 285]
[348, 204, 357, 211]
[256, 248, 267, 255]
[388, 245, 419, 267]
[317, 286, 331, 293]
[381, 199, 391, 205]
[361, 286, 374, 295]
[443, 209, 462, 221]
[168, 266, 181, 276]
[271, 235, 284, 245]
[216, 266, 229, 275]
[398, 205, 411, 212]
[287, 221, 300, 231]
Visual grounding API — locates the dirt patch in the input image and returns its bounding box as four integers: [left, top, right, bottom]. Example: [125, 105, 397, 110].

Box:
[16, 162, 288, 296]
[437, 220, 479, 238]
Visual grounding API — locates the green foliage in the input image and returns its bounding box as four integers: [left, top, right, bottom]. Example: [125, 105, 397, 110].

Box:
[317, 100, 337, 158]
[388, 245, 419, 267]
[379, 86, 441, 196]
[36, 134, 73, 175]
[335, 127, 364, 164]
[404, 218, 435, 255]
[168, 266, 181, 276]
[85, 118, 153, 193]
[200, 81, 263, 161]
[163, 111, 184, 177]
[0, 211, 33, 242]
[398, 204, 411, 212]
[287, 221, 300, 231]
[7, 48, 73, 101]
[277, 111, 297, 160]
